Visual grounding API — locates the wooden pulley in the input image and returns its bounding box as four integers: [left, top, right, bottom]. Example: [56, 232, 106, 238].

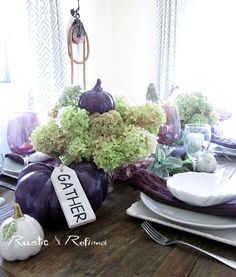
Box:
[68, 1, 89, 89]
[71, 19, 86, 44]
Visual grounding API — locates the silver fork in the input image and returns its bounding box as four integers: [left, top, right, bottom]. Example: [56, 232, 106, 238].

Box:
[141, 221, 236, 269]
[214, 164, 236, 179]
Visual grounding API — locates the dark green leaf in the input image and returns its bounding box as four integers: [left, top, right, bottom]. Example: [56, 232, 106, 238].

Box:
[154, 163, 162, 169]
[182, 158, 193, 165]
[162, 157, 183, 169]
[157, 149, 166, 162]
[161, 168, 170, 178]
[165, 146, 175, 157]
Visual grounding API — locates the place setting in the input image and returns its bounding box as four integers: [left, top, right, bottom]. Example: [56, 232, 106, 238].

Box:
[210, 115, 236, 161]
[0, 112, 55, 180]
[126, 122, 236, 248]
[127, 171, 236, 247]
[211, 133, 236, 161]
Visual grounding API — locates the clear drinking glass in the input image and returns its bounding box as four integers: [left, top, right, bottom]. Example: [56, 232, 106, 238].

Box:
[0, 137, 5, 206]
[183, 123, 211, 170]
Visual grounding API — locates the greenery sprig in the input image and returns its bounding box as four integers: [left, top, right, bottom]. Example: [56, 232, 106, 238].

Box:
[148, 145, 192, 178]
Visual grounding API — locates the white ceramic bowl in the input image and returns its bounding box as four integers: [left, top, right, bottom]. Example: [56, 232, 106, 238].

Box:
[167, 172, 236, 206]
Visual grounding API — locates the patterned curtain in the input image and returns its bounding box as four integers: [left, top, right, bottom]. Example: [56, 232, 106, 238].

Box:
[26, 0, 68, 113]
[0, 41, 10, 83]
[155, 0, 186, 100]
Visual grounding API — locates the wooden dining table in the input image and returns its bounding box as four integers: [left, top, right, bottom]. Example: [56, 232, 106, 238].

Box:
[1, 163, 236, 277]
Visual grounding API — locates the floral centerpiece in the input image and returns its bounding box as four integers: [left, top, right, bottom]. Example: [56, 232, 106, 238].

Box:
[14, 80, 165, 228]
[31, 80, 166, 173]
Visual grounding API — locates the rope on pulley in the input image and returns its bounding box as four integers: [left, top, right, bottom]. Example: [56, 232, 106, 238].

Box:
[67, 0, 89, 89]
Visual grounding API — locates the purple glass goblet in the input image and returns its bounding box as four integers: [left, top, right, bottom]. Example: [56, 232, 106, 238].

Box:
[0, 138, 5, 206]
[157, 103, 181, 146]
[7, 112, 39, 156]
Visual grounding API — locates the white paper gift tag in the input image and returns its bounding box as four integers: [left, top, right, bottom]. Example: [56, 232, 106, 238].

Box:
[51, 165, 96, 228]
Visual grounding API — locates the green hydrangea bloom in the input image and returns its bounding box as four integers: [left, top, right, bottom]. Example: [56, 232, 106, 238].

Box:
[174, 93, 197, 123]
[208, 111, 219, 125]
[93, 126, 156, 171]
[67, 135, 93, 162]
[174, 92, 219, 128]
[90, 110, 124, 138]
[114, 95, 130, 120]
[189, 113, 208, 124]
[124, 103, 166, 134]
[59, 106, 90, 139]
[31, 119, 66, 155]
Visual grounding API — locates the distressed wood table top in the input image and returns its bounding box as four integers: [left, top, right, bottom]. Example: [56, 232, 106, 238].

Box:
[1, 167, 236, 277]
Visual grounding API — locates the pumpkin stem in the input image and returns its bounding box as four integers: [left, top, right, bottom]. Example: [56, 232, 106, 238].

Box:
[52, 154, 63, 167]
[93, 79, 102, 91]
[13, 203, 24, 219]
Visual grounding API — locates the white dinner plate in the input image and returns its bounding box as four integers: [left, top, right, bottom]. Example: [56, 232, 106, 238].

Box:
[2, 157, 23, 175]
[140, 192, 236, 230]
[127, 201, 236, 247]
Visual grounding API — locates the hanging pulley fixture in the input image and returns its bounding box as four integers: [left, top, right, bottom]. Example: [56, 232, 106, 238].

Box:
[67, 0, 89, 89]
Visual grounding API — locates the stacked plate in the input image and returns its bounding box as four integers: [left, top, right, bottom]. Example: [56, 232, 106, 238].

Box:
[211, 133, 236, 158]
[213, 145, 236, 158]
[126, 198, 236, 247]
[2, 156, 23, 179]
[127, 171, 236, 246]
[139, 192, 236, 230]
[1, 152, 53, 179]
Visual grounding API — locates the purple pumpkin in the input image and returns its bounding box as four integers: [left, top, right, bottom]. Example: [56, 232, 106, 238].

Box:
[78, 79, 115, 114]
[15, 161, 108, 228]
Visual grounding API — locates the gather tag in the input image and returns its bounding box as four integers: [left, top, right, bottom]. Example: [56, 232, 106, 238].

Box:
[51, 165, 96, 228]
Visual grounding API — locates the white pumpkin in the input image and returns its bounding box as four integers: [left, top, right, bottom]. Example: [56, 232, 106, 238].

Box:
[196, 153, 217, 173]
[0, 203, 44, 261]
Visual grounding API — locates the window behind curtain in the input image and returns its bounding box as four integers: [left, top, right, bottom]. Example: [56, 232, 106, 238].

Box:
[0, 1, 31, 113]
[175, 0, 236, 112]
[0, 4, 11, 84]
[0, 40, 10, 83]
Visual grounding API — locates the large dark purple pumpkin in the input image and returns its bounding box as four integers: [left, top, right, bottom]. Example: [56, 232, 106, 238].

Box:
[78, 79, 115, 114]
[15, 161, 108, 228]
